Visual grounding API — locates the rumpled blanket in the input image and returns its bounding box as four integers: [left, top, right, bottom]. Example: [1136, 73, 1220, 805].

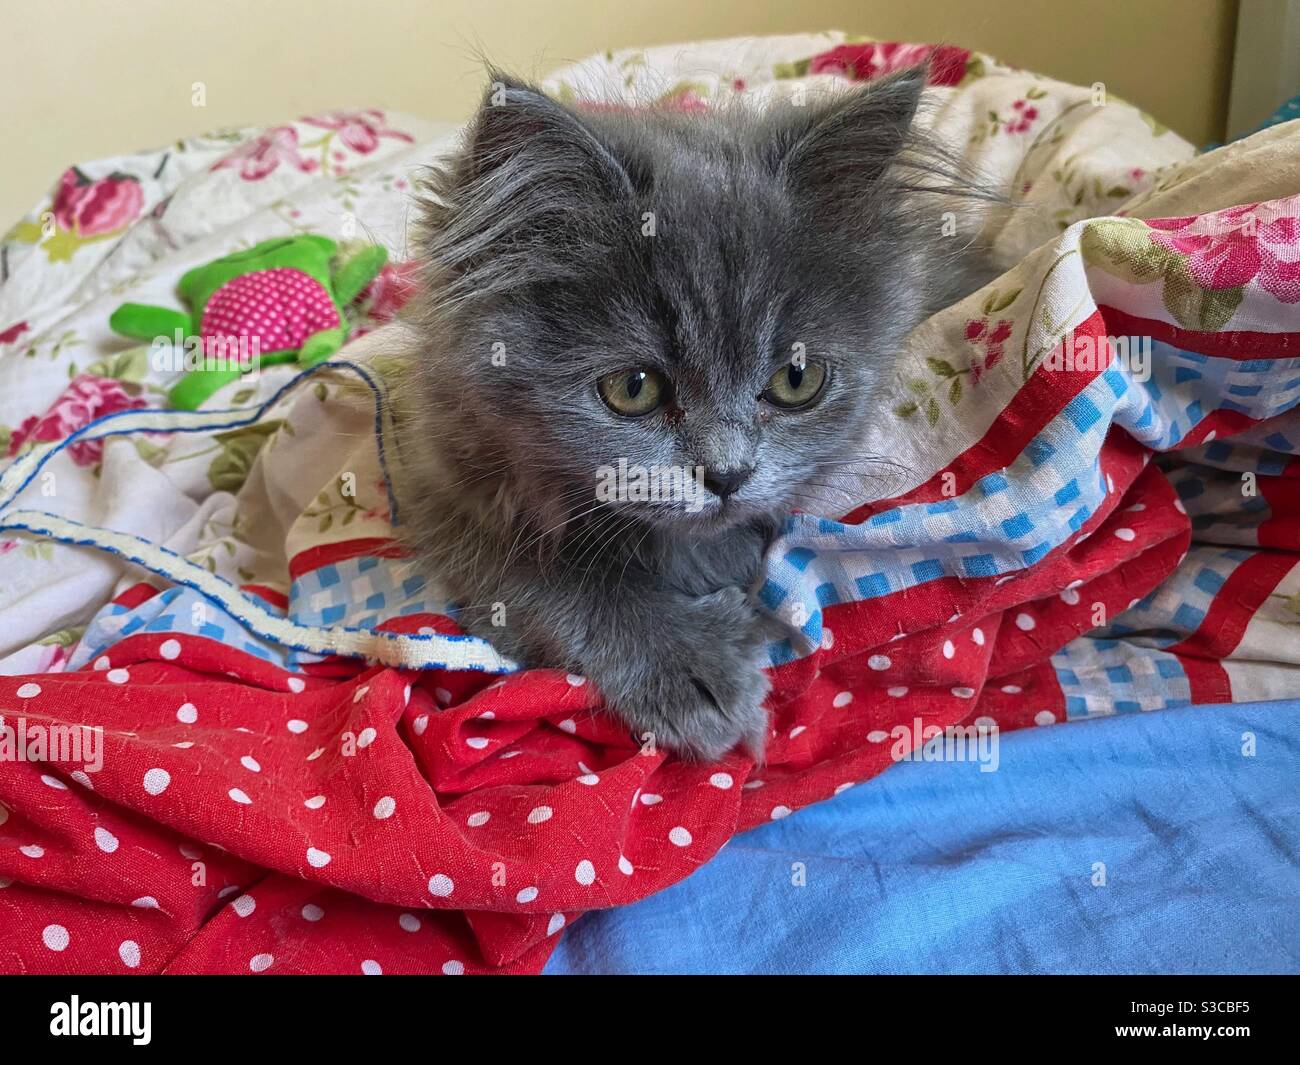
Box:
[1, 31, 1298, 974]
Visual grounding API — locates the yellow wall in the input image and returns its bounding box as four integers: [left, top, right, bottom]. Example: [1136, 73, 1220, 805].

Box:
[0, 0, 1237, 222]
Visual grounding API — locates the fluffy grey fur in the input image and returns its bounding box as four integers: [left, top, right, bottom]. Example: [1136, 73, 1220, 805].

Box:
[397, 65, 995, 761]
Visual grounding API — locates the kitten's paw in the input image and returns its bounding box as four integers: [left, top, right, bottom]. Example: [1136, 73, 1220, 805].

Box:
[599, 587, 773, 763]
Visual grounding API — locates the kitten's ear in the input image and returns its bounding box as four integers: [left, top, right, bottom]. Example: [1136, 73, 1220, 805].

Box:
[772, 64, 927, 214]
[462, 75, 633, 203]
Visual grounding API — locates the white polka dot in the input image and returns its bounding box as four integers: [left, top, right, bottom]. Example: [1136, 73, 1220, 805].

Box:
[175, 702, 198, 724]
[93, 656, 110, 670]
[16, 682, 40, 698]
[287, 677, 305, 693]
[403, 685, 412, 706]
[232, 894, 256, 917]
[527, 805, 553, 824]
[887, 686, 908, 697]
[1034, 710, 1057, 726]
[107, 668, 130, 684]
[306, 847, 331, 868]
[1060, 587, 1081, 605]
[94, 827, 119, 853]
[834, 782, 854, 795]
[743, 780, 765, 789]
[547, 913, 566, 935]
[41, 774, 67, 790]
[428, 873, 454, 897]
[361, 959, 382, 975]
[639, 793, 662, 806]
[131, 896, 159, 909]
[142, 768, 171, 795]
[516, 886, 539, 903]
[1203, 430, 1216, 442]
[287, 719, 308, 734]
[789, 725, 806, 739]
[709, 772, 734, 790]
[1106, 474, 1115, 493]
[668, 826, 692, 847]
[558, 719, 577, 734]
[304, 795, 326, 810]
[574, 859, 596, 885]
[353, 685, 370, 703]
[70, 771, 93, 790]
[1127, 503, 1146, 512]
[399, 913, 421, 932]
[249, 953, 273, 972]
[867, 730, 890, 743]
[1002, 684, 1023, 694]
[1174, 498, 1186, 514]
[19, 843, 40, 859]
[434, 687, 452, 705]
[42, 924, 69, 951]
[159, 639, 181, 660]
[618, 855, 634, 875]
[467, 811, 490, 827]
[770, 805, 792, 820]
[1114, 527, 1136, 541]
[821, 627, 835, 650]
[972, 628, 986, 646]
[466, 736, 489, 750]
[412, 715, 429, 736]
[1015, 613, 1036, 631]
[443, 960, 465, 975]
[172, 742, 193, 749]
[301, 904, 324, 922]
[576, 773, 599, 785]
[942, 640, 955, 659]
[832, 691, 853, 708]
[373, 796, 396, 820]
[478, 710, 496, 719]
[867, 654, 891, 671]
[952, 686, 976, 698]
[119, 940, 141, 968]
[356, 727, 377, 748]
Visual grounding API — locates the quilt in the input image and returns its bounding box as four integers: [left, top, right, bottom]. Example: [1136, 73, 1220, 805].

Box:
[1, 31, 1299, 974]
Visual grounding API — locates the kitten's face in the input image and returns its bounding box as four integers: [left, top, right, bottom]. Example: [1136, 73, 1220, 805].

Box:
[418, 70, 932, 534]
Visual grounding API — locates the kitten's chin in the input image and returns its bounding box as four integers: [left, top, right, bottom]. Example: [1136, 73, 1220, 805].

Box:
[648, 497, 767, 537]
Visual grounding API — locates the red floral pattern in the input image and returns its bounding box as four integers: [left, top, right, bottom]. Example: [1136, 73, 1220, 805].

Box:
[0, 321, 30, 346]
[51, 170, 144, 238]
[7, 374, 149, 467]
[301, 109, 414, 153]
[213, 127, 318, 181]
[807, 42, 972, 87]
[1148, 198, 1300, 302]
[965, 318, 1013, 383]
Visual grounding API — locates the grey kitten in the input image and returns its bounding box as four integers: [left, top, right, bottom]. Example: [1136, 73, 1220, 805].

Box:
[397, 65, 994, 761]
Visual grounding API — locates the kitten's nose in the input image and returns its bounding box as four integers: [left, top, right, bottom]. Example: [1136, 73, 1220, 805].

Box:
[703, 465, 753, 499]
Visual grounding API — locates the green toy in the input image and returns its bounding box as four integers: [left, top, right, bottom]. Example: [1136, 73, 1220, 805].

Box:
[110, 235, 387, 410]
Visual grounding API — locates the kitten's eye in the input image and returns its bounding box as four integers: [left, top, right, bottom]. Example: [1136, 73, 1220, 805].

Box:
[597, 368, 668, 417]
[763, 360, 827, 409]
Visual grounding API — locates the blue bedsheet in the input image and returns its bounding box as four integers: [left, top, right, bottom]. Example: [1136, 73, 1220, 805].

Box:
[546, 701, 1300, 974]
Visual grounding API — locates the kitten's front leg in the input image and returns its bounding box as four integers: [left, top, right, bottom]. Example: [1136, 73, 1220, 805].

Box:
[464, 568, 773, 762]
[580, 582, 773, 761]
